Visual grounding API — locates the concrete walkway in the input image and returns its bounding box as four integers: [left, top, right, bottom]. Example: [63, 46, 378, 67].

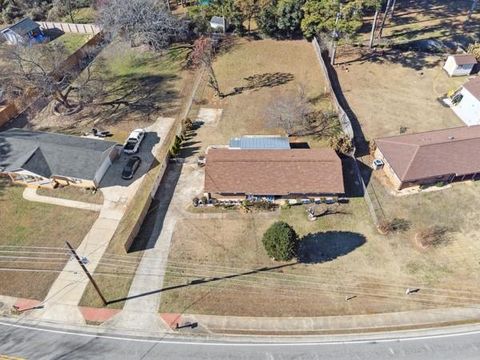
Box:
[23, 187, 102, 211]
[26, 118, 176, 326]
[28, 187, 127, 325]
[106, 162, 202, 332]
[183, 306, 480, 335]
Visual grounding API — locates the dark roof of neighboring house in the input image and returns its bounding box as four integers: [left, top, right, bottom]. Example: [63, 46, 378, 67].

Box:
[0, 128, 117, 180]
[463, 77, 480, 101]
[451, 54, 477, 66]
[229, 135, 290, 149]
[1, 18, 40, 36]
[204, 148, 344, 195]
[375, 125, 480, 182]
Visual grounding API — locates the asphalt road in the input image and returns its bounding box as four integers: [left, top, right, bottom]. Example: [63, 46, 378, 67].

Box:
[1, 322, 480, 360]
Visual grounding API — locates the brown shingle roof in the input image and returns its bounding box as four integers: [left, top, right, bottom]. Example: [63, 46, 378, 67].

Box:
[204, 149, 344, 196]
[376, 125, 480, 182]
[451, 54, 477, 66]
[463, 77, 480, 101]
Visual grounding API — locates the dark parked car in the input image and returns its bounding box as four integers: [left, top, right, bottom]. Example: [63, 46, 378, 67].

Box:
[122, 156, 141, 180]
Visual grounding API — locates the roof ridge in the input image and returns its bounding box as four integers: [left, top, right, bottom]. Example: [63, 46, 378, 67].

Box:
[375, 125, 479, 141]
[400, 145, 420, 180]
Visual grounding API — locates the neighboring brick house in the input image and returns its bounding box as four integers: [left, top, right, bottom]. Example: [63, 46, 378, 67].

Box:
[0, 128, 120, 188]
[374, 126, 480, 190]
[204, 148, 344, 201]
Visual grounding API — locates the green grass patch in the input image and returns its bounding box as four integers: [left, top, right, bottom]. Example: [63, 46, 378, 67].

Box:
[0, 182, 98, 300]
[53, 33, 91, 54]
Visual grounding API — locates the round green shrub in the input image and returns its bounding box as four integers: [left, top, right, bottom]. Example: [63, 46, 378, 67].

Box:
[262, 221, 298, 261]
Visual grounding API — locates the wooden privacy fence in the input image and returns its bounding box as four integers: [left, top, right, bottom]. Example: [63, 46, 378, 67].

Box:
[38, 22, 101, 34]
[121, 68, 207, 252]
[0, 32, 105, 128]
[312, 37, 380, 226]
[312, 37, 354, 140]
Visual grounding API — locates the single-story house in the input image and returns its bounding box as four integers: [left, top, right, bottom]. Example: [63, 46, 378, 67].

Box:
[374, 125, 480, 190]
[443, 54, 477, 77]
[229, 135, 290, 150]
[0, 128, 120, 188]
[450, 77, 480, 126]
[204, 148, 344, 201]
[0, 18, 45, 46]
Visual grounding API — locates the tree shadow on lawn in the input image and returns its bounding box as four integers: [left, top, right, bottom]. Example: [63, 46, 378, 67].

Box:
[223, 72, 294, 97]
[72, 71, 181, 128]
[297, 231, 366, 264]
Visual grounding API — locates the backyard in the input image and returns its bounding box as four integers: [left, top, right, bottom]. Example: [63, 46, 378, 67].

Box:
[377, 0, 480, 46]
[335, 54, 465, 140]
[28, 40, 191, 141]
[192, 38, 339, 152]
[0, 181, 99, 300]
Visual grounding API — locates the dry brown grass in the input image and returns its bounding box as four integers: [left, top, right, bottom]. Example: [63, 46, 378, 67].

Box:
[160, 188, 480, 317]
[193, 38, 335, 151]
[335, 55, 465, 140]
[37, 186, 104, 204]
[0, 182, 98, 300]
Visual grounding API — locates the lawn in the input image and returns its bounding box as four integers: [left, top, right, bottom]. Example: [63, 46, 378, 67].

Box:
[378, 0, 480, 46]
[37, 186, 103, 204]
[159, 187, 480, 316]
[61, 7, 96, 24]
[30, 41, 190, 136]
[192, 38, 339, 152]
[52, 33, 91, 55]
[335, 54, 465, 140]
[0, 181, 98, 300]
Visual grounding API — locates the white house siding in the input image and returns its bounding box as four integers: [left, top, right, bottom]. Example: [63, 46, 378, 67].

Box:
[452, 89, 480, 126]
[93, 157, 112, 187]
[1, 30, 21, 45]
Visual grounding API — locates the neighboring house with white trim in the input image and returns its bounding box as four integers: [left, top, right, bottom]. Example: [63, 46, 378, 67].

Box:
[450, 77, 480, 126]
[443, 54, 477, 77]
[0, 128, 120, 188]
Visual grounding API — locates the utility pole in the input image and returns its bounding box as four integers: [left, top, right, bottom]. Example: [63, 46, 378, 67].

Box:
[65, 241, 107, 306]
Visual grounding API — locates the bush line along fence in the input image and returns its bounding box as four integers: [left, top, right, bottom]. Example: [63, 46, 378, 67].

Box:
[312, 37, 379, 226]
[121, 67, 207, 252]
[38, 22, 101, 34]
[0, 32, 105, 128]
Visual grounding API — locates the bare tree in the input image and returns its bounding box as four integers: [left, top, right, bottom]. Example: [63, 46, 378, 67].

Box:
[1, 42, 77, 110]
[265, 85, 311, 135]
[97, 0, 187, 51]
[189, 36, 222, 98]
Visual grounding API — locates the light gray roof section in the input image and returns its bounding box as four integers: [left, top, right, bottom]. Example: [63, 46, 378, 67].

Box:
[229, 135, 290, 150]
[210, 16, 225, 26]
[3, 18, 40, 36]
[0, 128, 117, 180]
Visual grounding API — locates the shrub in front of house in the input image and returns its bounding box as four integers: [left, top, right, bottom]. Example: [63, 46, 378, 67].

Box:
[262, 221, 298, 261]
